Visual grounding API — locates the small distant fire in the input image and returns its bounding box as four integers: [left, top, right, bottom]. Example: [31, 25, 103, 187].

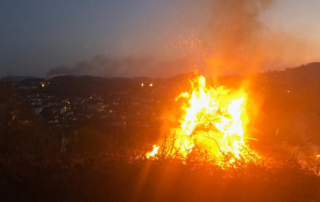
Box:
[147, 75, 259, 167]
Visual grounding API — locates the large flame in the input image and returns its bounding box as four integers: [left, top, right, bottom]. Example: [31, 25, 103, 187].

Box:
[147, 75, 258, 166]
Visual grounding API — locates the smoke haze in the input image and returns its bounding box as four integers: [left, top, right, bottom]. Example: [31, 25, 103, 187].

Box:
[204, 0, 275, 73]
[47, 0, 320, 78]
[47, 56, 194, 78]
[188, 0, 319, 75]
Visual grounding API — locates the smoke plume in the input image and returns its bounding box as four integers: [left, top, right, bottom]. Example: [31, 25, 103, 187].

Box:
[192, 0, 318, 74]
[204, 0, 275, 73]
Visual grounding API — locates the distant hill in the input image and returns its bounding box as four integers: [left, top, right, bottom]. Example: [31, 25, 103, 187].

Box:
[0, 76, 42, 82]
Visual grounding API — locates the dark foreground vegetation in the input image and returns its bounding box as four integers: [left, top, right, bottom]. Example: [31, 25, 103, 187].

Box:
[1, 155, 320, 202]
[2, 63, 320, 201]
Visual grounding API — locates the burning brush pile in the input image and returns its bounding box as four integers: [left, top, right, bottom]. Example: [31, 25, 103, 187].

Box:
[146, 75, 259, 168]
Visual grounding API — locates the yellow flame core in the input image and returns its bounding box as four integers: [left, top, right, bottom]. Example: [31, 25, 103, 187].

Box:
[147, 75, 258, 165]
[146, 145, 160, 159]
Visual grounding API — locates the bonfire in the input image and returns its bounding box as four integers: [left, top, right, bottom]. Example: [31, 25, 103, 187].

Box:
[147, 75, 259, 167]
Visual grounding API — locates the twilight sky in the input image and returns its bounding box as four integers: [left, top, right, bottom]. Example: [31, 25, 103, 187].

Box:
[1, 0, 320, 77]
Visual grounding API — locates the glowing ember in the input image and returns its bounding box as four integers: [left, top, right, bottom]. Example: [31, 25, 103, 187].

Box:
[147, 75, 258, 166]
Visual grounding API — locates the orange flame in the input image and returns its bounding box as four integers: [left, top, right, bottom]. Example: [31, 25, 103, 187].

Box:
[147, 75, 258, 166]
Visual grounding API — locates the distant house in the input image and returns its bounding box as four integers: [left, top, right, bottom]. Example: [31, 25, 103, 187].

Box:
[86, 114, 93, 119]
[64, 111, 74, 117]
[100, 115, 108, 119]
[18, 86, 38, 90]
[87, 99, 106, 112]
[119, 115, 127, 120]
[34, 107, 43, 115]
[60, 107, 66, 114]
[48, 120, 59, 124]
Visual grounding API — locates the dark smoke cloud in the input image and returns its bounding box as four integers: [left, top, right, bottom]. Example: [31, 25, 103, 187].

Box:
[47, 56, 194, 78]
